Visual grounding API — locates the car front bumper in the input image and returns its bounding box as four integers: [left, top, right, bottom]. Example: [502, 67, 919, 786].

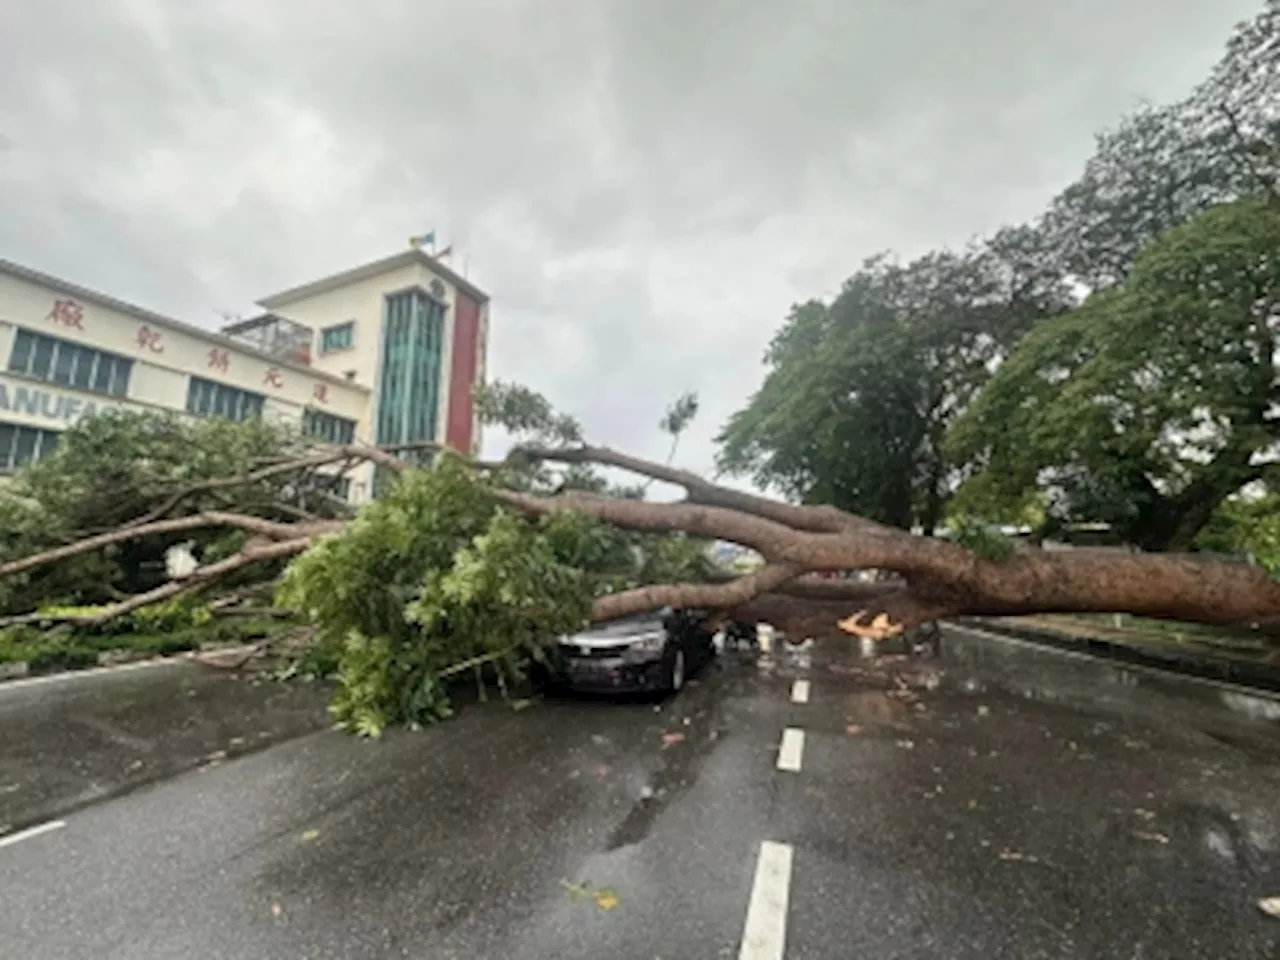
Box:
[547, 652, 668, 692]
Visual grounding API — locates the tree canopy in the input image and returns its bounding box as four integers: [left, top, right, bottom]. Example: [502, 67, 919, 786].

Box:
[718, 3, 1279, 551]
[948, 198, 1280, 550]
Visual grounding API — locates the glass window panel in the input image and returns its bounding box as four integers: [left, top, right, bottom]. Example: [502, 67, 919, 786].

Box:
[92, 355, 114, 394]
[110, 358, 132, 397]
[31, 336, 54, 379]
[13, 427, 39, 467]
[71, 346, 94, 390]
[8, 330, 34, 373]
[51, 342, 75, 385]
[0, 424, 15, 471]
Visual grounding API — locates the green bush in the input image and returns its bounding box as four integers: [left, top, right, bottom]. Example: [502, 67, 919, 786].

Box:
[278, 456, 599, 735]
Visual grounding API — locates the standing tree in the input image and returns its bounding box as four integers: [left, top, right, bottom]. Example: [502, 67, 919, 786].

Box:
[716, 247, 1065, 533]
[948, 198, 1280, 551]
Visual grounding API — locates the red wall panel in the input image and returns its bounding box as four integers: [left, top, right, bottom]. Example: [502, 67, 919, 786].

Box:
[446, 292, 482, 452]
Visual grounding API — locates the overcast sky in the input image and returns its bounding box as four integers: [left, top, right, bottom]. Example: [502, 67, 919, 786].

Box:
[0, 0, 1261, 484]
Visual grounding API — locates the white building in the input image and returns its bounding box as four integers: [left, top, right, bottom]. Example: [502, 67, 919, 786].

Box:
[0, 248, 490, 502]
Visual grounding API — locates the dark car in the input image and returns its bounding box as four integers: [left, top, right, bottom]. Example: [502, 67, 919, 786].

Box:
[534, 607, 717, 695]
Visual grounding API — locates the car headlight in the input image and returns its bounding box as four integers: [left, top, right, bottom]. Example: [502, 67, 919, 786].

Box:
[627, 632, 666, 654]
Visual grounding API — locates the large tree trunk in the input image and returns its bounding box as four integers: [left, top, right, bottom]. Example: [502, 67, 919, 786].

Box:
[3, 441, 1277, 652]
[499, 444, 1280, 646]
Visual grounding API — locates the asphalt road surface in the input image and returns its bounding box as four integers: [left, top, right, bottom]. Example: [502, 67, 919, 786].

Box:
[2, 627, 1279, 959]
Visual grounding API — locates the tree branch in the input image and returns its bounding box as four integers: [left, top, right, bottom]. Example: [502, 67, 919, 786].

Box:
[78, 538, 314, 627]
[590, 563, 806, 622]
[512, 444, 881, 534]
[0, 512, 330, 581]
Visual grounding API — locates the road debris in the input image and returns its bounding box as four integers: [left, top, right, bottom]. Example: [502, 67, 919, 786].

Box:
[562, 880, 621, 911]
[661, 732, 686, 746]
[845, 724, 864, 736]
[1134, 830, 1170, 845]
[1258, 897, 1280, 919]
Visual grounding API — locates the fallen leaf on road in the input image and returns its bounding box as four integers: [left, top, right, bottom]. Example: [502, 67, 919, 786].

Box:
[1258, 897, 1280, 918]
[594, 888, 620, 911]
[300, 829, 320, 841]
[661, 732, 686, 746]
[1134, 830, 1170, 845]
[845, 724, 864, 736]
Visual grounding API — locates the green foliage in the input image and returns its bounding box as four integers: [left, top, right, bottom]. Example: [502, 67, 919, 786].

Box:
[717, 250, 1063, 531]
[659, 392, 700, 438]
[474, 380, 583, 446]
[949, 198, 1280, 550]
[1037, 3, 1279, 290]
[1196, 491, 1280, 575]
[278, 456, 600, 734]
[0, 410, 328, 614]
[277, 443, 723, 734]
[946, 517, 1017, 564]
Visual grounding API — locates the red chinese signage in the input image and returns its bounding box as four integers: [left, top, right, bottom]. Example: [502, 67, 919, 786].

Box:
[312, 382, 329, 404]
[136, 325, 164, 353]
[47, 298, 85, 330]
[263, 367, 283, 389]
[207, 348, 229, 372]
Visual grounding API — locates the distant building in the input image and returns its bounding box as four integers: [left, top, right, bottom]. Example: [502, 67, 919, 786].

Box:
[0, 247, 490, 502]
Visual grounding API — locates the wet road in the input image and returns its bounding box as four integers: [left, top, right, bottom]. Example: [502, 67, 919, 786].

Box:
[0, 656, 333, 832]
[2, 628, 1279, 958]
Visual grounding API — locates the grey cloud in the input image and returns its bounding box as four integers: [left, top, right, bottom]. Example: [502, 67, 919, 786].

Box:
[0, 0, 1264, 478]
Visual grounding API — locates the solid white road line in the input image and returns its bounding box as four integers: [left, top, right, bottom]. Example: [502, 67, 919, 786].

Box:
[777, 727, 805, 772]
[790, 679, 810, 704]
[0, 819, 65, 850]
[738, 840, 794, 960]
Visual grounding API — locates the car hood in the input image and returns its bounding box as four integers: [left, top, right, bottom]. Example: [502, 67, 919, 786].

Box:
[559, 617, 664, 650]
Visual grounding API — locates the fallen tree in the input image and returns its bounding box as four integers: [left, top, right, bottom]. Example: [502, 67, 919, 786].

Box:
[2, 389, 1277, 731]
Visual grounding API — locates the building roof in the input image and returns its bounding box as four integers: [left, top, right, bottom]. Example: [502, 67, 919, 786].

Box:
[0, 257, 369, 391]
[257, 248, 490, 310]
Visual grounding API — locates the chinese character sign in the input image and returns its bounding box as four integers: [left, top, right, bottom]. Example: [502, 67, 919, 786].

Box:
[312, 382, 329, 404]
[263, 368, 283, 389]
[136, 325, 164, 353]
[47, 298, 85, 330]
[207, 349, 229, 372]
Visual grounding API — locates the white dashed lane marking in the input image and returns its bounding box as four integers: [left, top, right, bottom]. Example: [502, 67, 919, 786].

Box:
[738, 840, 794, 960]
[776, 727, 805, 772]
[0, 819, 65, 850]
[790, 679, 810, 704]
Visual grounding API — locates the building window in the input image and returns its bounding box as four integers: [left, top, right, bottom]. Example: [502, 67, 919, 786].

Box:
[303, 408, 356, 446]
[320, 321, 355, 354]
[375, 290, 444, 449]
[0, 422, 61, 473]
[7, 329, 133, 397]
[186, 377, 265, 422]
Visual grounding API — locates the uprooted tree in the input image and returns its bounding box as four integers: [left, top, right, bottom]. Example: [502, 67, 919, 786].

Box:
[0, 384, 1277, 734]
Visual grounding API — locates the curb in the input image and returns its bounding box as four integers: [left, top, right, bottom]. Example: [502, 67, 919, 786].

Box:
[953, 617, 1280, 697]
[0, 643, 262, 691]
